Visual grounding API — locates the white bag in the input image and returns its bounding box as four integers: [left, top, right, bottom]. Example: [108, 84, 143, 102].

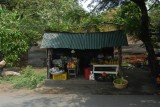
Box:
[89, 71, 95, 80]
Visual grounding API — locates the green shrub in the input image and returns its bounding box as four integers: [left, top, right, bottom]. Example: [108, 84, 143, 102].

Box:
[0, 75, 15, 83]
[0, 66, 46, 89]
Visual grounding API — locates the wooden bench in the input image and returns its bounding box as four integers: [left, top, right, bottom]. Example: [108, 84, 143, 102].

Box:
[92, 64, 119, 75]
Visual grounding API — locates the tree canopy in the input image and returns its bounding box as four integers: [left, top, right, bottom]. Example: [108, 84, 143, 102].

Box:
[0, 7, 29, 65]
[85, 0, 160, 75]
[0, 0, 106, 65]
[149, 3, 160, 31]
[0, 0, 84, 65]
[1, 0, 160, 73]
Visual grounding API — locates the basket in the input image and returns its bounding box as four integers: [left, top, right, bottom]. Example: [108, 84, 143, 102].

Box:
[52, 72, 67, 80]
[113, 79, 128, 89]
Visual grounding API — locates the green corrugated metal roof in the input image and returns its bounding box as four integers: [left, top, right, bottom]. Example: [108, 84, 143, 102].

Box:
[40, 30, 128, 49]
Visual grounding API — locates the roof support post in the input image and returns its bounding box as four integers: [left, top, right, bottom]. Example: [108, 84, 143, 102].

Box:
[117, 46, 123, 76]
[118, 46, 122, 66]
[47, 48, 52, 79]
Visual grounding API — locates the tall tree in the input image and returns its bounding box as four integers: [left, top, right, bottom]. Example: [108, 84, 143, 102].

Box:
[86, 0, 160, 76]
[0, 0, 91, 65]
[0, 7, 29, 66]
[148, 3, 160, 48]
[132, 0, 158, 75]
[149, 3, 160, 32]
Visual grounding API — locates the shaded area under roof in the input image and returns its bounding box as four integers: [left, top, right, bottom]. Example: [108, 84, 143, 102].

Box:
[40, 30, 128, 49]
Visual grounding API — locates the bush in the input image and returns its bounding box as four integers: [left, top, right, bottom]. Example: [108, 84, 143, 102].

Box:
[0, 66, 46, 89]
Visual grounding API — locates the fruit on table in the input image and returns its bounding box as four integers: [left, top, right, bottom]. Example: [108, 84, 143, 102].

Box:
[67, 62, 76, 69]
[71, 63, 76, 68]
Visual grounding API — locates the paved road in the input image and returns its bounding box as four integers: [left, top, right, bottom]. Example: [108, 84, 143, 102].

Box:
[0, 91, 160, 107]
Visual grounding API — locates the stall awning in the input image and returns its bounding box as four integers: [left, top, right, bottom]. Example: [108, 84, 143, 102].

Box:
[40, 30, 128, 49]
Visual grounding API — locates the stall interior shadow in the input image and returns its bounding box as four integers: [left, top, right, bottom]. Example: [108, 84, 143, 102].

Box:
[50, 48, 114, 80]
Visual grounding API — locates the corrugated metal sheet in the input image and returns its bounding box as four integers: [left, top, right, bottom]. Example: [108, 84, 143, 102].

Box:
[40, 30, 128, 49]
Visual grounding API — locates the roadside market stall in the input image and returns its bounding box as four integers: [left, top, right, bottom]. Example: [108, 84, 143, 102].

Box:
[40, 30, 128, 80]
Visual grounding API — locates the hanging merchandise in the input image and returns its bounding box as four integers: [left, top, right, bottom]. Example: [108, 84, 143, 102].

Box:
[71, 50, 75, 54]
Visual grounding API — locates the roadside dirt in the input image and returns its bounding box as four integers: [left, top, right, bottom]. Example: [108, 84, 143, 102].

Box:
[0, 67, 46, 95]
[0, 83, 34, 96]
[0, 83, 13, 92]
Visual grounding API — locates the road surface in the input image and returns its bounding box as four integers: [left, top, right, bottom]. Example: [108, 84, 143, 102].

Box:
[0, 90, 160, 107]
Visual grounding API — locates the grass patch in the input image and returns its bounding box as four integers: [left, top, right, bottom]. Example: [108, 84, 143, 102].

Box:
[0, 66, 46, 89]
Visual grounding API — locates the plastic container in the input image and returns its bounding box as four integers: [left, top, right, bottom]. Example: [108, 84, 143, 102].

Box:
[52, 72, 67, 80]
[84, 67, 92, 80]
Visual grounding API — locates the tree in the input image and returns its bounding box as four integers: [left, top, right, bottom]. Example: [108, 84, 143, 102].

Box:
[132, 0, 158, 75]
[0, 0, 91, 65]
[86, 0, 160, 76]
[149, 3, 160, 32]
[0, 0, 47, 66]
[148, 3, 160, 48]
[0, 7, 29, 66]
[113, 3, 141, 38]
[5, 0, 89, 32]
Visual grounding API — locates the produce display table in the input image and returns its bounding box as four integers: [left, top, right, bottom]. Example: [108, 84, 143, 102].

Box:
[92, 64, 119, 75]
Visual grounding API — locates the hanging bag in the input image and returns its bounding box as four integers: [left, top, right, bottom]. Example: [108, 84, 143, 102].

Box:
[89, 71, 95, 80]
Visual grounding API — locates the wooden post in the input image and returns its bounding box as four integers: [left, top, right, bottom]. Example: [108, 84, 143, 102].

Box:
[117, 46, 123, 76]
[47, 48, 52, 79]
[118, 47, 122, 66]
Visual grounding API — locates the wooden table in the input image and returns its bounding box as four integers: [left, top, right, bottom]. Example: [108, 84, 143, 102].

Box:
[92, 64, 119, 75]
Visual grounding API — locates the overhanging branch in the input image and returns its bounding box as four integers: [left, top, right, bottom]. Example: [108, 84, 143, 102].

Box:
[147, 0, 159, 11]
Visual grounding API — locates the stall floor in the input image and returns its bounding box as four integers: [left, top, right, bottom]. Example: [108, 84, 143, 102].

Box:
[38, 67, 158, 95]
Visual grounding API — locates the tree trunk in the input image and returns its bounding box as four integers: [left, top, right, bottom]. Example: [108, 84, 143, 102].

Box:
[132, 0, 159, 76]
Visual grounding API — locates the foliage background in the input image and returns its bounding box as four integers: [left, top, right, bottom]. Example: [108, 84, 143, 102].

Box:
[0, 66, 46, 89]
[0, 0, 160, 67]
